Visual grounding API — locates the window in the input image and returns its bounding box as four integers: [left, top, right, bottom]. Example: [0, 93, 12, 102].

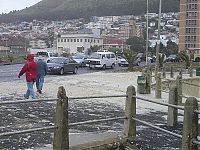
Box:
[61, 39, 63, 42]
[67, 39, 69, 42]
[110, 54, 115, 58]
[106, 54, 110, 59]
[64, 39, 66, 42]
[58, 39, 60, 42]
[71, 39, 73, 42]
[101, 54, 106, 59]
[77, 39, 79, 42]
[80, 39, 82, 42]
[88, 39, 90, 42]
[74, 39, 76, 42]
[85, 39, 87, 42]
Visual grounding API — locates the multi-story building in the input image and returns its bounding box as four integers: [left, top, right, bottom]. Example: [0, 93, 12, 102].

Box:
[179, 0, 200, 58]
[118, 20, 143, 41]
[29, 39, 47, 49]
[57, 28, 103, 54]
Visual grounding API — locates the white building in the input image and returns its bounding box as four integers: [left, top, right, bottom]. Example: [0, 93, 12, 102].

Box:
[29, 39, 47, 49]
[57, 28, 103, 54]
[0, 46, 10, 55]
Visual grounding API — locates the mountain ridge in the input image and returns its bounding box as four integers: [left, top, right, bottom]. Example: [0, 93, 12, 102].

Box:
[0, 0, 179, 23]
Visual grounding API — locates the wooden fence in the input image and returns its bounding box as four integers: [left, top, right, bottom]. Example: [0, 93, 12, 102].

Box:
[0, 84, 200, 149]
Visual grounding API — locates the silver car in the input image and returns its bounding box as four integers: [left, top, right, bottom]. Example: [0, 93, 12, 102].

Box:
[47, 57, 79, 75]
[72, 53, 89, 67]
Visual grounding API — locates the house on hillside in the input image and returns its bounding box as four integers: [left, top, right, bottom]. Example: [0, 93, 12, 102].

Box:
[29, 39, 47, 49]
[103, 37, 125, 49]
[56, 28, 103, 54]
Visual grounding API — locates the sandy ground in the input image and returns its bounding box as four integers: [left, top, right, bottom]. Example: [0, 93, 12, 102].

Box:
[0, 71, 141, 99]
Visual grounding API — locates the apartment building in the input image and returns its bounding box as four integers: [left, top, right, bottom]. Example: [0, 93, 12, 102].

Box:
[29, 39, 47, 49]
[179, 0, 200, 58]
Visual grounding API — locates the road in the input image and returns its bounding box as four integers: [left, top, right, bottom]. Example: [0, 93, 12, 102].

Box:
[0, 64, 126, 82]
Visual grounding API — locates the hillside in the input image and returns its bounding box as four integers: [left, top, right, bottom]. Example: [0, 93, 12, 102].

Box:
[0, 0, 179, 23]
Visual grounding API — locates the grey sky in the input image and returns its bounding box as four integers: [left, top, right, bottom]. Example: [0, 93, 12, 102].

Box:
[0, 0, 41, 13]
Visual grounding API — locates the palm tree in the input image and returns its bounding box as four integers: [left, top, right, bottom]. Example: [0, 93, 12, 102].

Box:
[124, 49, 136, 71]
[158, 53, 165, 69]
[177, 53, 190, 68]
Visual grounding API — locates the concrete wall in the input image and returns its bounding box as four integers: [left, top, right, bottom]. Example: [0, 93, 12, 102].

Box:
[161, 77, 200, 98]
[182, 78, 200, 98]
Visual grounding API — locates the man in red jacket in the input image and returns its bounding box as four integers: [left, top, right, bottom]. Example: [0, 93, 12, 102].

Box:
[18, 54, 38, 99]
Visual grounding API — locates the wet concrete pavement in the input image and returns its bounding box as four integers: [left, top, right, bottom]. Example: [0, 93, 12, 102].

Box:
[0, 95, 184, 150]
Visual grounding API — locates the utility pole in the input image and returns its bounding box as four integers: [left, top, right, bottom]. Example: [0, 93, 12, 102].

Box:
[155, 0, 162, 76]
[146, 0, 149, 65]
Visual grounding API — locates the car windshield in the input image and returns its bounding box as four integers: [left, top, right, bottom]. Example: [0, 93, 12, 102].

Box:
[48, 58, 66, 64]
[168, 54, 177, 58]
[90, 53, 101, 59]
[37, 52, 48, 57]
[73, 54, 84, 59]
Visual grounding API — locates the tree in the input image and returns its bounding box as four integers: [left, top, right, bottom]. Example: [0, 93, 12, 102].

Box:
[177, 53, 190, 68]
[126, 36, 146, 53]
[165, 40, 178, 55]
[7, 55, 14, 63]
[158, 53, 165, 68]
[123, 49, 136, 71]
[87, 45, 100, 55]
[108, 48, 122, 55]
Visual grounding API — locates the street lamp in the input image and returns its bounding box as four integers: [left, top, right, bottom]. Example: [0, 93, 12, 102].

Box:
[155, 0, 162, 76]
[146, 0, 149, 65]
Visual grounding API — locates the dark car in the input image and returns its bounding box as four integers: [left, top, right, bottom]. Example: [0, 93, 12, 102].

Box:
[166, 54, 181, 62]
[47, 57, 79, 75]
[0, 60, 10, 66]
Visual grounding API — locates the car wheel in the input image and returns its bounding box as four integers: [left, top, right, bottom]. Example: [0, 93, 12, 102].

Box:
[102, 64, 106, 70]
[73, 67, 78, 74]
[60, 68, 64, 75]
[81, 62, 84, 68]
[111, 63, 115, 69]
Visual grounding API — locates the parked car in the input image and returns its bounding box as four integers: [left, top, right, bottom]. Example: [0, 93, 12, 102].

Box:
[166, 54, 181, 62]
[134, 56, 153, 66]
[47, 57, 79, 75]
[86, 51, 117, 69]
[117, 56, 129, 67]
[72, 53, 89, 67]
[0, 60, 10, 65]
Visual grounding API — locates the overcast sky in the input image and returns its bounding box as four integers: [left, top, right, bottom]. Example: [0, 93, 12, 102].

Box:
[0, 0, 41, 13]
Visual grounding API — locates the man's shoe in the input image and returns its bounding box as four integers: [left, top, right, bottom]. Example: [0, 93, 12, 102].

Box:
[24, 94, 29, 99]
[38, 90, 42, 94]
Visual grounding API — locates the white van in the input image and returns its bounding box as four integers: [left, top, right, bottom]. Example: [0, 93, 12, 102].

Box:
[86, 51, 117, 69]
[35, 52, 57, 62]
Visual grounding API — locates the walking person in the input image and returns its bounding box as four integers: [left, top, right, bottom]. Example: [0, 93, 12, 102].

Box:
[36, 56, 47, 94]
[18, 54, 37, 99]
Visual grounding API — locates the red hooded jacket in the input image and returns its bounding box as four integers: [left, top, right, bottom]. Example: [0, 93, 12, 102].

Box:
[18, 54, 38, 82]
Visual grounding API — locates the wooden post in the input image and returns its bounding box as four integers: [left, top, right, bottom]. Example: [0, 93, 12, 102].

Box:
[53, 86, 69, 150]
[124, 86, 136, 138]
[155, 72, 161, 99]
[162, 67, 166, 78]
[176, 75, 182, 105]
[181, 97, 198, 150]
[179, 67, 183, 77]
[189, 66, 193, 77]
[170, 66, 174, 78]
[167, 86, 178, 127]
[146, 69, 151, 94]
